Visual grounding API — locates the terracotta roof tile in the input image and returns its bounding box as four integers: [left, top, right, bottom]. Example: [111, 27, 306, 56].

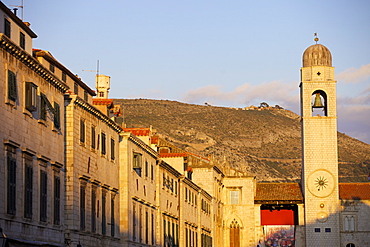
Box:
[123, 128, 150, 136]
[255, 183, 303, 202]
[92, 99, 113, 105]
[339, 183, 370, 200]
[159, 153, 187, 158]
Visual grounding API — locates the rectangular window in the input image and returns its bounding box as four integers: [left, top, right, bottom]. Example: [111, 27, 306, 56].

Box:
[8, 70, 17, 101]
[62, 71, 66, 82]
[84, 90, 88, 101]
[111, 198, 115, 237]
[40, 93, 53, 121]
[80, 185, 86, 230]
[151, 164, 154, 180]
[54, 175, 60, 225]
[4, 18, 11, 38]
[19, 32, 25, 49]
[24, 156, 33, 219]
[74, 82, 79, 95]
[133, 153, 142, 168]
[151, 213, 155, 245]
[91, 126, 96, 149]
[230, 190, 239, 205]
[91, 187, 96, 232]
[133, 203, 136, 241]
[314, 228, 321, 232]
[54, 102, 60, 129]
[40, 170, 47, 222]
[80, 119, 85, 143]
[40, 94, 47, 120]
[145, 211, 149, 244]
[145, 161, 148, 177]
[111, 138, 115, 160]
[101, 132, 106, 155]
[139, 207, 143, 243]
[25, 82, 37, 112]
[7, 151, 16, 215]
[49, 63, 55, 73]
[133, 153, 142, 176]
[102, 192, 106, 235]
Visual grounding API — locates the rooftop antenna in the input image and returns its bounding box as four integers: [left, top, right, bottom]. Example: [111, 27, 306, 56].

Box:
[314, 33, 319, 44]
[10, 0, 24, 20]
[82, 60, 100, 84]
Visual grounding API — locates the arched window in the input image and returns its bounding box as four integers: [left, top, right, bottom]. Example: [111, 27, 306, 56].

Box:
[344, 216, 349, 231]
[230, 219, 240, 247]
[346, 243, 355, 247]
[311, 90, 327, 116]
[349, 216, 355, 231]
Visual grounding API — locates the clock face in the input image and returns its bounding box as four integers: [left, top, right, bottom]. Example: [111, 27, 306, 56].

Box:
[307, 169, 335, 198]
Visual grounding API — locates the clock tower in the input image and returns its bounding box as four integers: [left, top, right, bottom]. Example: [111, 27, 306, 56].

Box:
[300, 37, 340, 246]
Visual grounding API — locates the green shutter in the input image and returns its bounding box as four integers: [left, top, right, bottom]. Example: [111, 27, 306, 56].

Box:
[54, 102, 60, 129]
[8, 70, 17, 101]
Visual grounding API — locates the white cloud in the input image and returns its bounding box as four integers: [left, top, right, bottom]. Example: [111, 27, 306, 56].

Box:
[182, 80, 299, 111]
[337, 64, 370, 83]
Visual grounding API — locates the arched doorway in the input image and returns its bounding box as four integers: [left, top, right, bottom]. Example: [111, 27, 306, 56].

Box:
[230, 219, 240, 247]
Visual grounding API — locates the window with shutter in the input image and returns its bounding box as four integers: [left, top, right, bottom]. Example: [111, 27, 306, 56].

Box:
[80, 185, 86, 230]
[91, 126, 96, 149]
[111, 198, 115, 237]
[40, 170, 47, 222]
[62, 71, 67, 82]
[101, 132, 106, 155]
[7, 155, 16, 215]
[8, 70, 17, 101]
[54, 175, 60, 225]
[54, 102, 60, 129]
[80, 119, 85, 143]
[111, 138, 115, 160]
[91, 187, 97, 232]
[24, 157, 33, 219]
[20, 32, 25, 49]
[102, 192, 106, 235]
[25, 82, 37, 112]
[49, 63, 55, 73]
[4, 18, 11, 38]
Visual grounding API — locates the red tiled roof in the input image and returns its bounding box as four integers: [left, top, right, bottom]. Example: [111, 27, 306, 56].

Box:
[255, 183, 303, 202]
[186, 152, 210, 162]
[92, 99, 113, 105]
[159, 153, 187, 158]
[339, 183, 370, 200]
[123, 128, 150, 136]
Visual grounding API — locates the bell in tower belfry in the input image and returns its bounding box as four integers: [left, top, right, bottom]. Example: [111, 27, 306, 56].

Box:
[312, 93, 324, 108]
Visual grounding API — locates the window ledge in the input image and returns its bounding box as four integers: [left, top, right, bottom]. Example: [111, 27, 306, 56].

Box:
[38, 119, 47, 126]
[23, 110, 33, 118]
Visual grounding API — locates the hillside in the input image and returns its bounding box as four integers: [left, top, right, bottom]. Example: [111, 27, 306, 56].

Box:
[115, 99, 370, 182]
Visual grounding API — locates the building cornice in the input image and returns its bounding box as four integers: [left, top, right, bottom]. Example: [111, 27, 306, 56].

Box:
[121, 132, 158, 158]
[34, 49, 95, 96]
[0, 34, 69, 93]
[69, 95, 122, 133]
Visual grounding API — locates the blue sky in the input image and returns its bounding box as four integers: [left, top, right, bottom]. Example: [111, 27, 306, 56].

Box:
[3, 0, 370, 144]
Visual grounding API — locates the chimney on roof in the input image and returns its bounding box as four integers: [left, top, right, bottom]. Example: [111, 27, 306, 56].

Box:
[13, 8, 18, 16]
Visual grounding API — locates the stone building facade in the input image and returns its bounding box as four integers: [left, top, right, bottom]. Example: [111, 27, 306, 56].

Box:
[0, 2, 66, 246]
[0, 2, 369, 247]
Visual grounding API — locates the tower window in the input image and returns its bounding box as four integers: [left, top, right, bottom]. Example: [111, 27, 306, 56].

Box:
[312, 90, 327, 117]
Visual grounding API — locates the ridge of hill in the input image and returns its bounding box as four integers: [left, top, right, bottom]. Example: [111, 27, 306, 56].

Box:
[115, 98, 370, 182]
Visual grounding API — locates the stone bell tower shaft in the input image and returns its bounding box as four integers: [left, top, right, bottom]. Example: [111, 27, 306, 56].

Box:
[300, 38, 340, 246]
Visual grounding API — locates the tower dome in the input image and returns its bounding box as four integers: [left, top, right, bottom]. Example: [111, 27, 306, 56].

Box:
[302, 43, 332, 67]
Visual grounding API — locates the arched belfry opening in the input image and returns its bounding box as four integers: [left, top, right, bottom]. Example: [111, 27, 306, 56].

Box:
[311, 90, 327, 116]
[230, 219, 240, 247]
